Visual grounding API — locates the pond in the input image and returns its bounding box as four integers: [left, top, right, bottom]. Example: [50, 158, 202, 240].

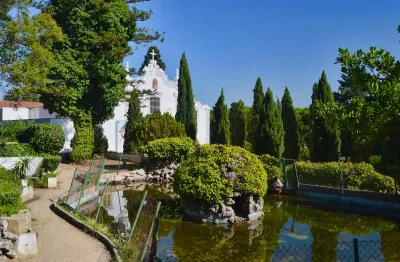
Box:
[96, 182, 400, 262]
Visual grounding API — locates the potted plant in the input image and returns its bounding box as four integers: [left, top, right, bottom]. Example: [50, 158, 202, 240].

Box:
[12, 157, 32, 188]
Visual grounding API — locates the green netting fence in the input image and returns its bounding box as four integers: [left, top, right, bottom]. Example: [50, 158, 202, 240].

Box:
[65, 168, 89, 209]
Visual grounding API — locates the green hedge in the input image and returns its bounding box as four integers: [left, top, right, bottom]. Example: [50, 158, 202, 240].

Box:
[18, 123, 64, 155]
[174, 145, 267, 204]
[70, 121, 94, 162]
[287, 162, 396, 193]
[139, 137, 196, 164]
[42, 155, 61, 172]
[0, 168, 23, 215]
[259, 154, 283, 184]
[0, 121, 33, 143]
[0, 143, 37, 157]
[31, 172, 57, 188]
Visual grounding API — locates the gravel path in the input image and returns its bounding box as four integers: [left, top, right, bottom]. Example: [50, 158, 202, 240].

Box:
[15, 163, 111, 262]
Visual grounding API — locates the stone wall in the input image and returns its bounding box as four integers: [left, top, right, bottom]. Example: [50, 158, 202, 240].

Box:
[0, 219, 18, 260]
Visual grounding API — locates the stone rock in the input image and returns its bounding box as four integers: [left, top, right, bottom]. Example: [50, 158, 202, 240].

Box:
[152, 175, 160, 180]
[165, 174, 171, 180]
[147, 171, 153, 176]
[5, 249, 17, 259]
[113, 175, 124, 183]
[153, 169, 162, 176]
[0, 238, 13, 252]
[169, 163, 177, 169]
[0, 255, 6, 262]
[127, 175, 145, 182]
[2, 232, 17, 242]
[0, 220, 7, 233]
[162, 168, 170, 175]
[136, 169, 146, 177]
[222, 206, 235, 217]
[225, 198, 235, 205]
[225, 172, 236, 180]
[169, 169, 175, 175]
[210, 204, 220, 214]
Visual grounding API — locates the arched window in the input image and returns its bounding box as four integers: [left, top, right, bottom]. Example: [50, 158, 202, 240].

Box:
[150, 97, 160, 113]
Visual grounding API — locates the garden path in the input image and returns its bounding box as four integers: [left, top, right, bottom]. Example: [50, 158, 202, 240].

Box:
[15, 163, 111, 262]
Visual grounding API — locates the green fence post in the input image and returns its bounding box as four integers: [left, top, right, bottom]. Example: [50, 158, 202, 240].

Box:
[281, 158, 288, 188]
[66, 168, 78, 203]
[339, 160, 344, 195]
[95, 179, 109, 221]
[353, 238, 359, 262]
[96, 159, 106, 191]
[145, 201, 161, 262]
[76, 171, 90, 210]
[294, 160, 299, 188]
[129, 190, 148, 240]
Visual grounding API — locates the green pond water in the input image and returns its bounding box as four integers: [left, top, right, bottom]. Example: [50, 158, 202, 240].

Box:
[97, 182, 400, 261]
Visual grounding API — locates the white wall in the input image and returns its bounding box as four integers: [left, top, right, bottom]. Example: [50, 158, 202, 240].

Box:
[195, 101, 211, 144]
[0, 157, 43, 177]
[102, 102, 128, 152]
[2, 107, 30, 120]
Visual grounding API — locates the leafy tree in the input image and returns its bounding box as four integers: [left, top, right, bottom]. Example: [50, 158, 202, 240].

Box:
[131, 111, 186, 147]
[138, 46, 166, 75]
[295, 107, 312, 160]
[211, 89, 230, 145]
[281, 87, 300, 159]
[310, 72, 341, 162]
[123, 89, 142, 153]
[258, 88, 284, 158]
[175, 52, 197, 140]
[229, 100, 247, 147]
[251, 77, 265, 154]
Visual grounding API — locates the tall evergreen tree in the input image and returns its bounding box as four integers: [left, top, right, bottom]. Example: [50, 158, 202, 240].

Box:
[229, 100, 247, 147]
[252, 77, 265, 154]
[123, 89, 142, 153]
[281, 87, 300, 159]
[310, 71, 341, 162]
[175, 52, 197, 140]
[138, 46, 166, 74]
[259, 88, 284, 158]
[211, 89, 230, 145]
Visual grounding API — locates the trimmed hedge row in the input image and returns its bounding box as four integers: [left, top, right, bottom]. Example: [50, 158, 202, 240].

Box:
[18, 123, 64, 155]
[42, 155, 61, 172]
[139, 137, 196, 164]
[259, 154, 283, 184]
[0, 143, 38, 157]
[287, 162, 396, 194]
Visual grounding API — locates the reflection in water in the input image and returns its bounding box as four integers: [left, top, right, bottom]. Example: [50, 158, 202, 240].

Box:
[93, 182, 400, 261]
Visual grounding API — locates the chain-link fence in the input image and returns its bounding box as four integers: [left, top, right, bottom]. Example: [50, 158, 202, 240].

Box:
[161, 239, 400, 262]
[65, 168, 88, 209]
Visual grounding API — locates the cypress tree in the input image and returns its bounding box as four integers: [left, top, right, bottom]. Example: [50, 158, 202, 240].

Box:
[252, 77, 265, 154]
[229, 100, 247, 147]
[123, 89, 142, 153]
[281, 87, 300, 159]
[175, 52, 197, 140]
[211, 88, 230, 145]
[259, 88, 284, 158]
[138, 46, 166, 74]
[310, 71, 341, 162]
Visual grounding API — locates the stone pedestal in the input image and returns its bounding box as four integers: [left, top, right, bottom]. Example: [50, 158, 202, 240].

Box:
[47, 177, 57, 188]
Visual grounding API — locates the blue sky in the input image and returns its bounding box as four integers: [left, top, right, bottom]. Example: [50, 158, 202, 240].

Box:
[127, 0, 400, 108]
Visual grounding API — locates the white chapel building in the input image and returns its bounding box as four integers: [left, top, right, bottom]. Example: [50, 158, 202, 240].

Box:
[102, 50, 211, 152]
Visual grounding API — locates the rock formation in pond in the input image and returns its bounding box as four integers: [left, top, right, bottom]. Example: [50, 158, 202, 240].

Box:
[173, 145, 268, 224]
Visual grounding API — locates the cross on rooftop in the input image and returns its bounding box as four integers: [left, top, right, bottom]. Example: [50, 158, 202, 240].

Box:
[150, 49, 156, 62]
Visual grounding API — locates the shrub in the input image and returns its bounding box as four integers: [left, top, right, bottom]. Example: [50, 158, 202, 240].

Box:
[0, 168, 23, 215]
[259, 154, 282, 184]
[11, 157, 32, 180]
[41, 155, 61, 172]
[286, 162, 396, 193]
[174, 145, 267, 204]
[131, 112, 186, 147]
[32, 172, 57, 188]
[0, 143, 37, 157]
[70, 121, 94, 162]
[369, 155, 382, 172]
[18, 123, 64, 155]
[93, 125, 108, 155]
[139, 137, 196, 164]
[0, 121, 33, 143]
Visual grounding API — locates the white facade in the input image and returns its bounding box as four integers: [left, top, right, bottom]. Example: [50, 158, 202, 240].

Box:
[103, 54, 211, 152]
[1, 107, 30, 121]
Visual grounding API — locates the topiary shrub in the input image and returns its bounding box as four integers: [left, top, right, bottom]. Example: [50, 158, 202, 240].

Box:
[174, 145, 267, 204]
[369, 155, 382, 172]
[131, 111, 186, 147]
[0, 121, 33, 143]
[286, 162, 396, 193]
[18, 123, 64, 155]
[41, 155, 61, 172]
[93, 125, 108, 156]
[0, 143, 37, 157]
[139, 137, 196, 164]
[259, 154, 283, 185]
[70, 121, 94, 163]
